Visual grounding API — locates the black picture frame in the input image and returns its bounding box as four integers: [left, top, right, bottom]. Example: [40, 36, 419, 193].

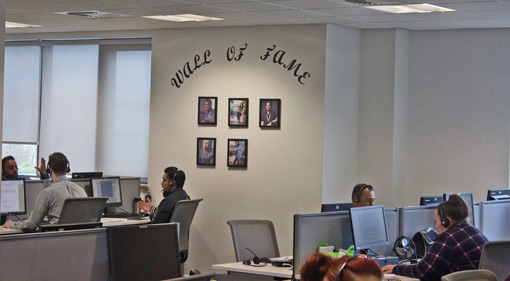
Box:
[259, 99, 281, 128]
[227, 139, 248, 168]
[196, 138, 216, 166]
[198, 97, 217, 125]
[228, 98, 249, 127]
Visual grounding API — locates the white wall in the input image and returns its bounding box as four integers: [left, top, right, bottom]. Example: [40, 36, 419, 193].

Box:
[406, 29, 510, 204]
[148, 25, 327, 271]
[322, 25, 361, 203]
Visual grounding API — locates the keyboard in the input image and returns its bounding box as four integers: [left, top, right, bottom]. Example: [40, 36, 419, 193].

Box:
[107, 212, 141, 219]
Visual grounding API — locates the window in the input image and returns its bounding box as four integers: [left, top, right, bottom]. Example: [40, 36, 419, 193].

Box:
[2, 39, 151, 177]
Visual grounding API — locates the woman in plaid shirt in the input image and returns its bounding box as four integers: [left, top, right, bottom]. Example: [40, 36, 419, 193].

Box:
[382, 195, 488, 281]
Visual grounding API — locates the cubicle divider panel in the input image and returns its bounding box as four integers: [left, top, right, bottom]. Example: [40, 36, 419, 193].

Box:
[0, 229, 109, 281]
[371, 208, 399, 257]
[479, 200, 510, 241]
[293, 211, 353, 279]
[398, 205, 436, 239]
[473, 202, 480, 230]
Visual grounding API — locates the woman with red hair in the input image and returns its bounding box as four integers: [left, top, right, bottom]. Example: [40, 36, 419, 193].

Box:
[300, 253, 383, 281]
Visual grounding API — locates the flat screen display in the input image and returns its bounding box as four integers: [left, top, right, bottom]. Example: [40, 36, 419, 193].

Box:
[487, 189, 510, 200]
[1, 179, 26, 215]
[90, 177, 122, 207]
[420, 196, 444, 206]
[349, 205, 389, 251]
[107, 223, 181, 281]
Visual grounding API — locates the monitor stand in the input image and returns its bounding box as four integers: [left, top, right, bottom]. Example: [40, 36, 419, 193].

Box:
[358, 248, 399, 267]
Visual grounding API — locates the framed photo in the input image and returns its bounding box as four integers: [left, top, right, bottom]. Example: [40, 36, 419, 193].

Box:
[259, 99, 281, 128]
[227, 139, 248, 168]
[197, 138, 216, 166]
[198, 97, 217, 125]
[228, 98, 249, 127]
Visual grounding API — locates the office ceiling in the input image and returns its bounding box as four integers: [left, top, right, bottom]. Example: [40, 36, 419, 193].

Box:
[6, 0, 510, 34]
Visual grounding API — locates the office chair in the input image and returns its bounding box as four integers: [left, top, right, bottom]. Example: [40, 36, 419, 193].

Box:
[479, 240, 510, 281]
[227, 220, 280, 262]
[170, 198, 203, 263]
[441, 269, 498, 281]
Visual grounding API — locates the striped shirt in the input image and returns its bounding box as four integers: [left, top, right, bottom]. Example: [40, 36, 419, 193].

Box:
[393, 223, 488, 281]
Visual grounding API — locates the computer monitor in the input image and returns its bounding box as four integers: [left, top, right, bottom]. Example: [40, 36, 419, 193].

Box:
[90, 177, 122, 207]
[1, 179, 26, 215]
[487, 189, 510, 201]
[107, 223, 182, 281]
[72, 172, 103, 179]
[349, 205, 389, 251]
[443, 192, 474, 224]
[321, 203, 353, 212]
[420, 196, 444, 206]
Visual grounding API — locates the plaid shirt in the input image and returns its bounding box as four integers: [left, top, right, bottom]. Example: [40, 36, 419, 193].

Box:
[393, 223, 488, 281]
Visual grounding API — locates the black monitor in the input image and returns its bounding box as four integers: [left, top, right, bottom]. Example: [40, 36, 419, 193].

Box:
[443, 192, 474, 224]
[349, 205, 389, 251]
[72, 172, 103, 179]
[321, 203, 353, 212]
[487, 189, 510, 201]
[90, 177, 122, 207]
[1, 179, 26, 215]
[107, 223, 182, 281]
[420, 196, 444, 206]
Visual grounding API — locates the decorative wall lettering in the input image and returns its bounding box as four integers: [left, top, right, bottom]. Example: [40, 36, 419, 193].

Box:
[171, 50, 212, 88]
[170, 44, 311, 88]
[260, 45, 310, 85]
[226, 44, 248, 62]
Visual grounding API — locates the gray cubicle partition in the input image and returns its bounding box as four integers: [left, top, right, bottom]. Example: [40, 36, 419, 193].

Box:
[371, 208, 399, 257]
[473, 202, 480, 230]
[293, 211, 352, 279]
[10, 177, 141, 221]
[398, 205, 436, 239]
[0, 229, 109, 280]
[479, 200, 510, 241]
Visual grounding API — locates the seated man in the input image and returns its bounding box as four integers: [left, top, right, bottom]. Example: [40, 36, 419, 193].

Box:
[138, 167, 190, 224]
[2, 155, 49, 180]
[351, 183, 376, 208]
[3, 152, 87, 230]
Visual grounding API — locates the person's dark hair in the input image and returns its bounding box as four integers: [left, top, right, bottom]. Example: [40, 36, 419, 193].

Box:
[351, 183, 374, 202]
[47, 152, 69, 175]
[437, 194, 470, 224]
[164, 167, 186, 189]
[2, 156, 15, 174]
[300, 253, 382, 281]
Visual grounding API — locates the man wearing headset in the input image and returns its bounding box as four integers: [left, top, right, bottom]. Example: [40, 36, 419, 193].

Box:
[3, 152, 87, 230]
[2, 156, 49, 180]
[137, 166, 190, 223]
[351, 183, 376, 208]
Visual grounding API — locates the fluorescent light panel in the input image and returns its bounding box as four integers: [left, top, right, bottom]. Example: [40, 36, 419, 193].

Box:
[365, 3, 455, 13]
[5, 21, 41, 28]
[143, 14, 224, 22]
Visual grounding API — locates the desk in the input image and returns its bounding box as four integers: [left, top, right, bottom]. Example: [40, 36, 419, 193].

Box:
[101, 217, 150, 226]
[213, 261, 293, 280]
[213, 261, 419, 281]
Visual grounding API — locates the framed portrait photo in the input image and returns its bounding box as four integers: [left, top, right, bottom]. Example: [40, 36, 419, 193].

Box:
[227, 139, 248, 168]
[198, 97, 217, 125]
[259, 99, 281, 128]
[228, 98, 249, 127]
[197, 138, 216, 166]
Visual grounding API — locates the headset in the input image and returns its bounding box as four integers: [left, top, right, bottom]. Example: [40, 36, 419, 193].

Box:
[353, 184, 371, 203]
[169, 170, 179, 186]
[438, 205, 450, 228]
[46, 153, 71, 175]
[334, 257, 356, 281]
[242, 247, 270, 267]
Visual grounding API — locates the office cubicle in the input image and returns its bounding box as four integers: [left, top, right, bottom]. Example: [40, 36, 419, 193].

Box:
[398, 205, 436, 239]
[9, 177, 141, 221]
[371, 208, 399, 257]
[0, 229, 109, 280]
[293, 211, 352, 279]
[479, 200, 510, 241]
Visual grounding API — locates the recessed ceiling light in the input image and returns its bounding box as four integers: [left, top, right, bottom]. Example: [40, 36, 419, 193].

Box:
[5, 21, 42, 28]
[54, 10, 131, 18]
[365, 3, 455, 13]
[143, 14, 224, 22]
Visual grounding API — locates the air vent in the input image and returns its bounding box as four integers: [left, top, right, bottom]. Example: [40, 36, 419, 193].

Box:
[345, 0, 407, 5]
[54, 10, 131, 18]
